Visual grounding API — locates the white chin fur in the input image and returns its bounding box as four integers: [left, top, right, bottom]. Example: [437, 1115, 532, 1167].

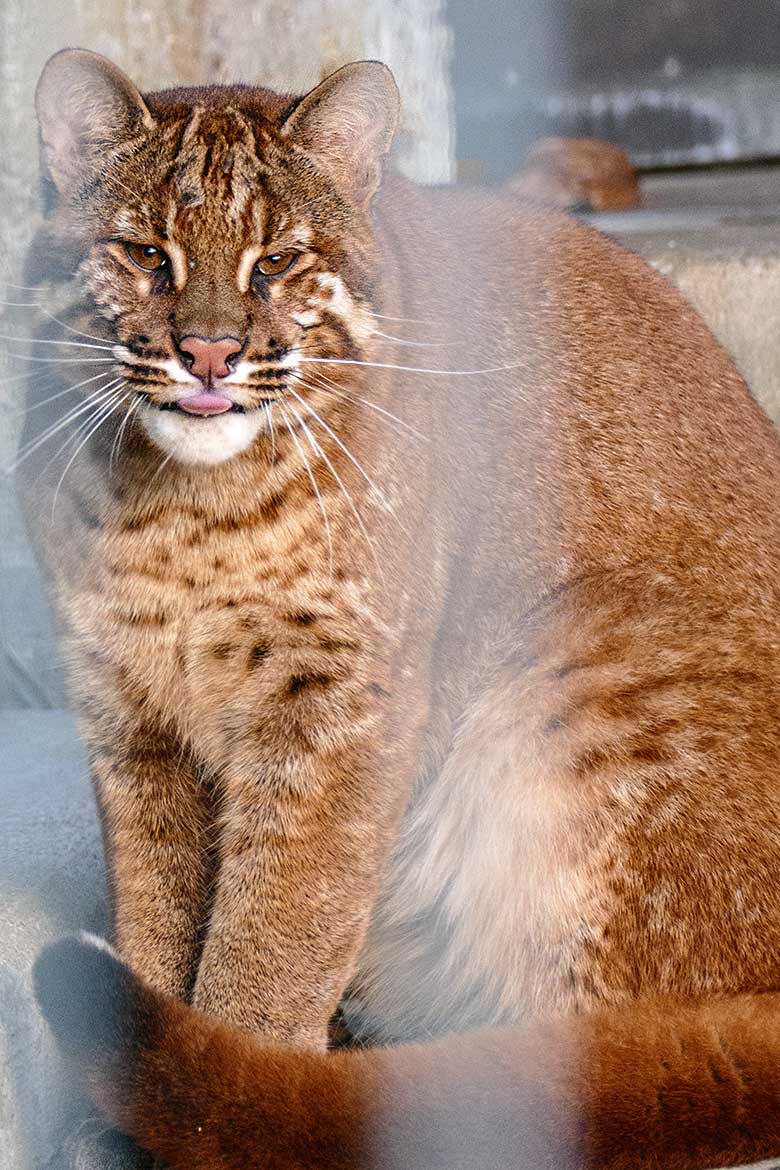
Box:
[140, 404, 269, 466]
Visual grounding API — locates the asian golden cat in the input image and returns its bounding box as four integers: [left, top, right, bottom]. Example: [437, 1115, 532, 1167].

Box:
[19, 47, 780, 1169]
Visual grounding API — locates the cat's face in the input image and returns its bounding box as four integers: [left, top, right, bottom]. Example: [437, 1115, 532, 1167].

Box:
[33, 52, 399, 465]
[76, 103, 379, 467]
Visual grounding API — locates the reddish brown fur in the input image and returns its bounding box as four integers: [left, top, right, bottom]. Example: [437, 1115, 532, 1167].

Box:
[33, 939, 780, 1169]
[20, 48, 780, 1167]
[508, 136, 641, 210]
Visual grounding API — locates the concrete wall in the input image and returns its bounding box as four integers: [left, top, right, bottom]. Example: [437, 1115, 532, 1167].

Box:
[450, 0, 780, 175]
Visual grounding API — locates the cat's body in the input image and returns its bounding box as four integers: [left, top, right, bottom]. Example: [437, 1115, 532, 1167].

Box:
[20, 49, 780, 1168]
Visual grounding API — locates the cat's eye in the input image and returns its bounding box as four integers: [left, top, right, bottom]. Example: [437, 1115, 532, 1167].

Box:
[125, 243, 169, 272]
[254, 251, 297, 278]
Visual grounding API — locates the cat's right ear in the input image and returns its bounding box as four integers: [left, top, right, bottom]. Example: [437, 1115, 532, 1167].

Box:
[35, 49, 155, 197]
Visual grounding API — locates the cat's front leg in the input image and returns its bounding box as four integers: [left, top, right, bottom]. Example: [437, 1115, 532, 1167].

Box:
[89, 721, 214, 1000]
[192, 721, 402, 1047]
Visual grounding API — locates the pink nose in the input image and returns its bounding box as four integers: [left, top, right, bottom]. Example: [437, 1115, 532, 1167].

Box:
[178, 336, 243, 382]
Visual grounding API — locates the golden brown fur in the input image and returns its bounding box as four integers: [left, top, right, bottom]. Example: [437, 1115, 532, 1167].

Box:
[20, 48, 780, 1167]
[507, 136, 641, 211]
[33, 939, 780, 1169]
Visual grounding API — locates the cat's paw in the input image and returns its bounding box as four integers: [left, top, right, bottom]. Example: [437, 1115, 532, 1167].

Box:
[51, 1116, 162, 1169]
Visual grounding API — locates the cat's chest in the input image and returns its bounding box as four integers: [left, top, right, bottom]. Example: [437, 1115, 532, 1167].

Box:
[68, 516, 372, 755]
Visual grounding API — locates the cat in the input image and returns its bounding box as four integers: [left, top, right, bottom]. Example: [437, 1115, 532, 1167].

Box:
[18, 46, 780, 1169]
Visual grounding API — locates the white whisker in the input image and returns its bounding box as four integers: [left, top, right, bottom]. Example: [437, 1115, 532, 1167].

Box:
[0, 334, 114, 351]
[283, 401, 383, 579]
[12, 370, 119, 418]
[6, 372, 59, 407]
[264, 401, 277, 462]
[10, 379, 125, 468]
[287, 381, 402, 524]
[299, 356, 522, 377]
[370, 329, 446, 349]
[370, 312, 440, 325]
[8, 355, 115, 364]
[38, 309, 114, 345]
[35, 387, 127, 487]
[146, 447, 175, 488]
[22, 378, 124, 446]
[0, 280, 46, 292]
[51, 388, 130, 516]
[0, 365, 61, 387]
[109, 393, 142, 475]
[277, 404, 334, 575]
[307, 369, 429, 443]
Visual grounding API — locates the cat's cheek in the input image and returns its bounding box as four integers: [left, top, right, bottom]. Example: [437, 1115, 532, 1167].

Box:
[139, 407, 269, 466]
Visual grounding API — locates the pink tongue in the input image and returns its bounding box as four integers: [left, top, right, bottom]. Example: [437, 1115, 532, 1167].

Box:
[177, 393, 234, 416]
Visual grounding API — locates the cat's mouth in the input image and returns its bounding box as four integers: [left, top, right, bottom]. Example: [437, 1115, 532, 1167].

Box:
[137, 385, 279, 466]
[140, 391, 275, 417]
[159, 394, 246, 417]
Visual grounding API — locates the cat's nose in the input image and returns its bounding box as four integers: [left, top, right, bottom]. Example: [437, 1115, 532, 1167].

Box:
[177, 335, 244, 382]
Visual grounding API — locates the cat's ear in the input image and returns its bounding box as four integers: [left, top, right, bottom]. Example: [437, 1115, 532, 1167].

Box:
[35, 49, 155, 197]
[281, 61, 400, 205]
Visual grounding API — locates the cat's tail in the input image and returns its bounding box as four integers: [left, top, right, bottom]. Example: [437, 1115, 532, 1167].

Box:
[33, 935, 780, 1170]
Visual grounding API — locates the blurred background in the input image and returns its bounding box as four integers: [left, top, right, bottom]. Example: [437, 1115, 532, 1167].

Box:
[454, 0, 780, 177]
[4, 2, 780, 1166]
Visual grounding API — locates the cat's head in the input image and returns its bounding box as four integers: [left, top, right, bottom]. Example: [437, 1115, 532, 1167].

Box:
[33, 49, 399, 465]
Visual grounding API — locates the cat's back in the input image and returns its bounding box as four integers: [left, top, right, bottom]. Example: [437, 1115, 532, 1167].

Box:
[377, 181, 780, 584]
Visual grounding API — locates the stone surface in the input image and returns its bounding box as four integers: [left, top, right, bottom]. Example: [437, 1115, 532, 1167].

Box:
[0, 710, 107, 1170]
[189, 0, 454, 184]
[457, 67, 780, 177]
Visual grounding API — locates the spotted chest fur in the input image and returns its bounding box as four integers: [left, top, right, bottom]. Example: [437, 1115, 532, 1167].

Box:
[65, 485, 381, 777]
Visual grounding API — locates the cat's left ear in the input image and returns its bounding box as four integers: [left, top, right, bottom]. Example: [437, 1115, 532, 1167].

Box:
[281, 61, 400, 205]
[35, 49, 156, 197]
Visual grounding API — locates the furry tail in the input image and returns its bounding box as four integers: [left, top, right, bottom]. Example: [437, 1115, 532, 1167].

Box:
[34, 936, 780, 1170]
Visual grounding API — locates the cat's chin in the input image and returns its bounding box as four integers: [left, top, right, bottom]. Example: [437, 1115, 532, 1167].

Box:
[139, 404, 270, 466]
